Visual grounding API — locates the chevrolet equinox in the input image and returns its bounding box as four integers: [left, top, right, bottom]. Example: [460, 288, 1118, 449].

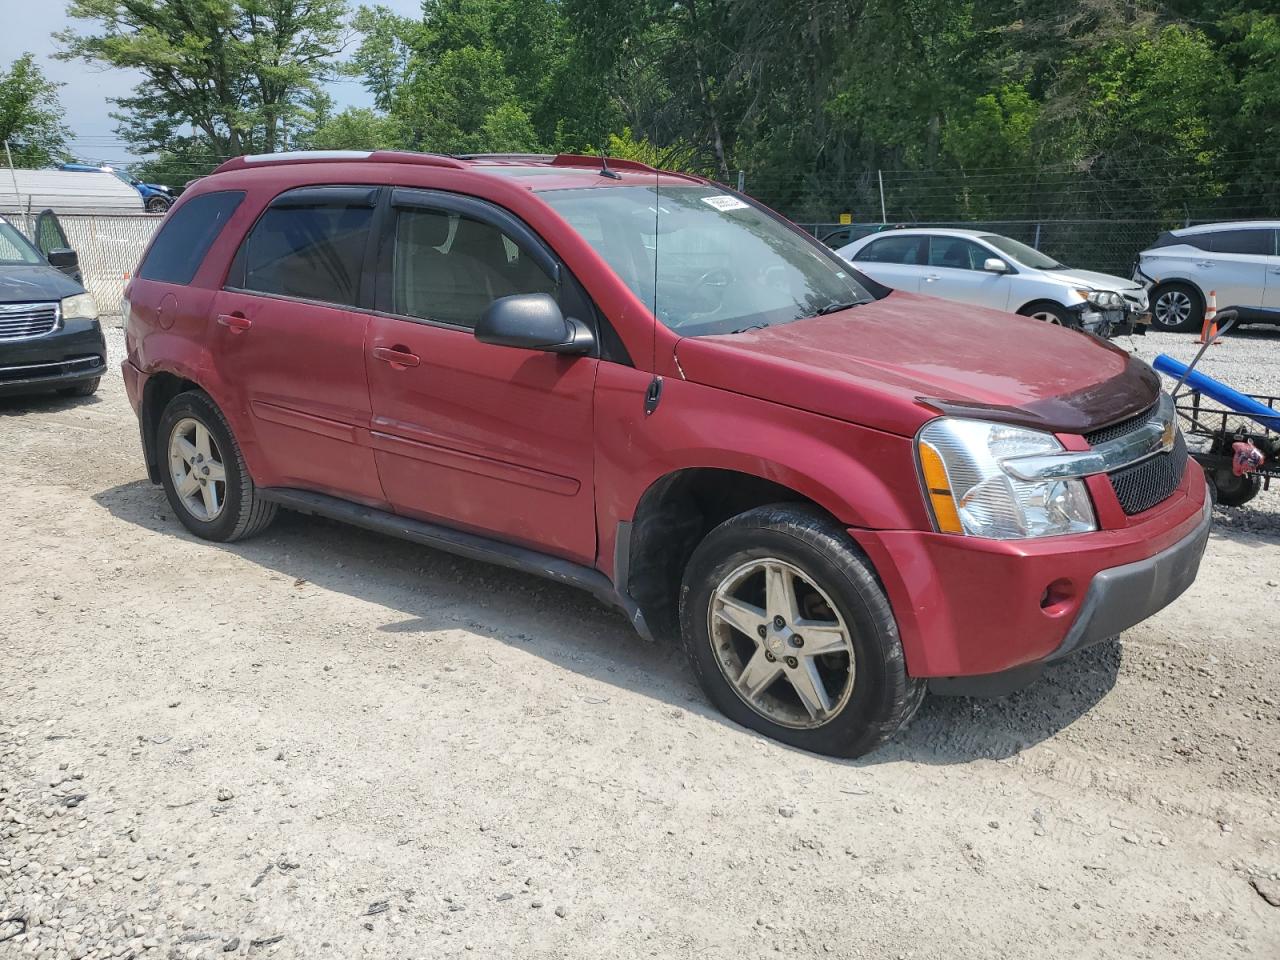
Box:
[122, 151, 1211, 757]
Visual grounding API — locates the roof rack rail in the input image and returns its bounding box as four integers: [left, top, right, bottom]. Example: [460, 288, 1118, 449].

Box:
[454, 153, 557, 163]
[549, 153, 659, 173]
[211, 150, 467, 175]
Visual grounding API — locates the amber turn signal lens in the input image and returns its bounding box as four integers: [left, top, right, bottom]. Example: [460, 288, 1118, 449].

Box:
[918, 441, 963, 534]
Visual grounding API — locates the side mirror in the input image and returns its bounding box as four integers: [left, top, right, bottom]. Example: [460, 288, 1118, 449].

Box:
[474, 293, 595, 355]
[983, 257, 1009, 273]
[47, 247, 79, 271]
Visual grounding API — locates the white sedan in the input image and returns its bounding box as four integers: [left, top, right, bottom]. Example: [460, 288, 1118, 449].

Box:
[836, 228, 1148, 334]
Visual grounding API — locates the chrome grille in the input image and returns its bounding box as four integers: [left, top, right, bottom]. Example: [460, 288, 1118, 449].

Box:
[0, 302, 59, 341]
[1087, 404, 1188, 515]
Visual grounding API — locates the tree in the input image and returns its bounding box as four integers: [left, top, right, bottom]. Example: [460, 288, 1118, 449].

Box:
[56, 0, 350, 159]
[0, 54, 70, 167]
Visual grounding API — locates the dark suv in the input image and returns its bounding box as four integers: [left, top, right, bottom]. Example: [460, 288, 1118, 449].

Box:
[123, 151, 1209, 757]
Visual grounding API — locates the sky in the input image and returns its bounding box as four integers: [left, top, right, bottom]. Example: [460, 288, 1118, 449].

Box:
[2, 1, 425, 167]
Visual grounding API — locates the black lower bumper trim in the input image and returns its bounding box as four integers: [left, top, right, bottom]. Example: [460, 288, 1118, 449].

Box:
[929, 495, 1211, 697]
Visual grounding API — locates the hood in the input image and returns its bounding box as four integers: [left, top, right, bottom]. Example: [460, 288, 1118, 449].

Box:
[1042, 267, 1142, 291]
[674, 291, 1159, 438]
[0, 263, 84, 303]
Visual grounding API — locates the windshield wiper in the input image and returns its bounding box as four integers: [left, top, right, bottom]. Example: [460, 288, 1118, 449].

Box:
[815, 299, 861, 316]
[730, 323, 769, 334]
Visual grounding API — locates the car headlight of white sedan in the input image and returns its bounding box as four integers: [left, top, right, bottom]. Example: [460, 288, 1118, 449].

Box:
[1078, 289, 1124, 309]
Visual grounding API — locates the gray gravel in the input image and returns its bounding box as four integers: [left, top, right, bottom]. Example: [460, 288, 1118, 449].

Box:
[1, 325, 1277, 960]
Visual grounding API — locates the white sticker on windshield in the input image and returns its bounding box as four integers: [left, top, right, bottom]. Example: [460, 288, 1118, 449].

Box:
[700, 194, 750, 212]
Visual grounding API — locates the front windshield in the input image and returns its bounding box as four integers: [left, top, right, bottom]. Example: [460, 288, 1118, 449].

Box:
[542, 185, 872, 336]
[980, 234, 1064, 270]
[0, 221, 43, 265]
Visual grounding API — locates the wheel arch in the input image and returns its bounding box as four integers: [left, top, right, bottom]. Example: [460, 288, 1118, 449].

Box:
[140, 371, 202, 483]
[1015, 297, 1070, 318]
[620, 467, 847, 642]
[1150, 277, 1206, 306]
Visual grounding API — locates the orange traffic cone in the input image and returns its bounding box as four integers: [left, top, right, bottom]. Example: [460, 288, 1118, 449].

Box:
[1198, 290, 1221, 345]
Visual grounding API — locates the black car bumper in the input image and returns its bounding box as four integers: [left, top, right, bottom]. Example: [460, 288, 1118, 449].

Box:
[0, 318, 107, 397]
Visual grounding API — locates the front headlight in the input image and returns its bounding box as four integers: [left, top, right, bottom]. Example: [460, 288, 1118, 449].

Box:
[1078, 289, 1123, 309]
[60, 293, 99, 321]
[916, 418, 1097, 539]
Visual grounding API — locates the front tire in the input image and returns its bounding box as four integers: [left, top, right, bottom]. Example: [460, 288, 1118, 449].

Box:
[1151, 282, 1204, 332]
[1018, 301, 1074, 327]
[679, 504, 923, 758]
[59, 377, 100, 397]
[146, 196, 172, 213]
[157, 390, 276, 542]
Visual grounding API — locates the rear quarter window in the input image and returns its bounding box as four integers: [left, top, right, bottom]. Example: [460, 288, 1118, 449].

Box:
[1206, 229, 1274, 256]
[137, 191, 245, 285]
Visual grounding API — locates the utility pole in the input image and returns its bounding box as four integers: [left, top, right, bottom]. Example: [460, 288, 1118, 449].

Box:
[4, 140, 22, 215]
[878, 169, 887, 223]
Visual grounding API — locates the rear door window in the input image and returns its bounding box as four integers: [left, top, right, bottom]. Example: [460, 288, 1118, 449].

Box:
[138, 191, 245, 285]
[854, 235, 926, 264]
[230, 187, 377, 307]
[1206, 229, 1274, 256]
[927, 236, 986, 270]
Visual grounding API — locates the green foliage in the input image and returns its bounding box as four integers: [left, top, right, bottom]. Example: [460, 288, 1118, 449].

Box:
[0, 54, 70, 167]
[56, 0, 348, 158]
[64, 0, 1280, 225]
[301, 107, 405, 152]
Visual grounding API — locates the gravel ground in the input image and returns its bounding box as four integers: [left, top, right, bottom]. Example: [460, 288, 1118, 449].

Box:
[2, 325, 1278, 960]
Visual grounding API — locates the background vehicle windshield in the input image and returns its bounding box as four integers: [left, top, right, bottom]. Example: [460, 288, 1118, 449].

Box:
[980, 234, 1064, 270]
[0, 221, 44, 265]
[543, 185, 871, 336]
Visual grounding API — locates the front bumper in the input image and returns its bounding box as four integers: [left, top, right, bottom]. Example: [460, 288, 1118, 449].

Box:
[0, 318, 107, 397]
[851, 464, 1210, 687]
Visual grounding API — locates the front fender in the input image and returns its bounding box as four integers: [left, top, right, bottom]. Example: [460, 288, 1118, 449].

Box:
[593, 364, 931, 578]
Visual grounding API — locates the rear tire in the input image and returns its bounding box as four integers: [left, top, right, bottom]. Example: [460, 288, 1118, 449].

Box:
[157, 390, 276, 542]
[1151, 282, 1204, 333]
[679, 504, 922, 758]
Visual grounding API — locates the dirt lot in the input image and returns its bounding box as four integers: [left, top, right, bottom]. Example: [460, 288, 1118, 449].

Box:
[3, 326, 1278, 960]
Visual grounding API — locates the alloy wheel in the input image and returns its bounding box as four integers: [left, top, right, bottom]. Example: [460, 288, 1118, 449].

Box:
[708, 558, 856, 729]
[1030, 310, 1062, 324]
[1154, 290, 1192, 328]
[167, 417, 227, 521]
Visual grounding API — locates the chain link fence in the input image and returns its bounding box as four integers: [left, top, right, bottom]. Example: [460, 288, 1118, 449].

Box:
[795, 219, 1167, 278]
[3, 212, 161, 321]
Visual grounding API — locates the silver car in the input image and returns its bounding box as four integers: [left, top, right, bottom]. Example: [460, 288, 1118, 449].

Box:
[837, 228, 1148, 334]
[1135, 221, 1280, 332]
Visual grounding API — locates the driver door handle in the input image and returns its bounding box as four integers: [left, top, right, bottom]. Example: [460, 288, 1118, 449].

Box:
[924, 274, 940, 282]
[372, 345, 420, 368]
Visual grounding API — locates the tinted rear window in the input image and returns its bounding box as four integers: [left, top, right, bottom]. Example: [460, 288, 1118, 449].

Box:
[854, 235, 926, 264]
[138, 191, 245, 284]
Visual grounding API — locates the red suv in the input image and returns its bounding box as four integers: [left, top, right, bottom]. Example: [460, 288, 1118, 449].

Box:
[122, 151, 1210, 757]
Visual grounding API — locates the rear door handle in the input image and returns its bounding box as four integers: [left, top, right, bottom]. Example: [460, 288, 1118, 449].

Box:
[372, 345, 420, 368]
[924, 274, 940, 282]
[217, 313, 252, 332]
[1195, 261, 1214, 268]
